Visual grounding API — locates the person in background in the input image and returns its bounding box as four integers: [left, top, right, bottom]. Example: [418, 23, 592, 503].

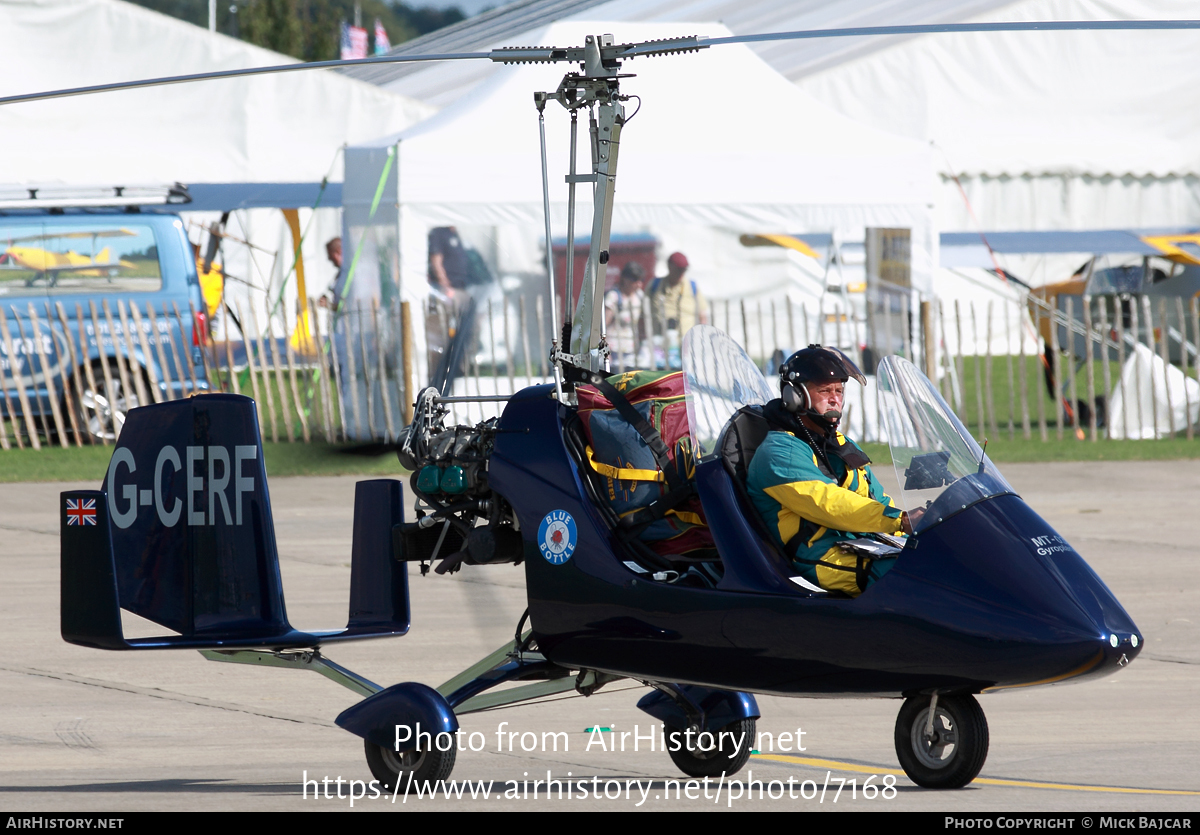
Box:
[425, 227, 475, 383]
[319, 237, 343, 310]
[604, 261, 646, 371]
[647, 251, 708, 336]
[191, 242, 223, 321]
[428, 226, 470, 298]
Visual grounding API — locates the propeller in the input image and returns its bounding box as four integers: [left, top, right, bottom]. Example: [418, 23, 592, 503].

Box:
[2, 20, 1197, 107]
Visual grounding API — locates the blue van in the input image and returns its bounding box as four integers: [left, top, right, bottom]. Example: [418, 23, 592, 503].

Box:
[0, 210, 210, 444]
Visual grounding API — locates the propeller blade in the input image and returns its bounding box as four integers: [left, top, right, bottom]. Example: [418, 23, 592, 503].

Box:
[702, 19, 1200, 47]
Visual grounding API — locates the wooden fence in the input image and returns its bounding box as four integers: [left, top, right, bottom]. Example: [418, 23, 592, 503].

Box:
[3, 291, 1198, 449]
[0, 298, 205, 450]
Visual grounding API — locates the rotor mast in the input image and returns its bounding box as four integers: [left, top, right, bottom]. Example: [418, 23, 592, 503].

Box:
[557, 34, 624, 372]
[528, 34, 625, 376]
[500, 34, 702, 380]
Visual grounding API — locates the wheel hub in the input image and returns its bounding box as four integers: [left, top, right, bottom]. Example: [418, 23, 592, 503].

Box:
[80, 379, 137, 442]
[381, 746, 427, 775]
[911, 707, 958, 770]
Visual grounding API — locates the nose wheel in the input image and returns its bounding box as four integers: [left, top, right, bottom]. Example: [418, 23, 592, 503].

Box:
[894, 694, 988, 788]
[665, 718, 756, 778]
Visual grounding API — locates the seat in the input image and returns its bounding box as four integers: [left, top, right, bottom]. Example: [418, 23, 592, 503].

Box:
[713, 405, 832, 597]
[715, 405, 775, 543]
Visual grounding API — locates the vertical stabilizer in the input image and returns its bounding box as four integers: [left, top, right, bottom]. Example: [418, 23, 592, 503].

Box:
[346, 479, 410, 634]
[62, 394, 410, 650]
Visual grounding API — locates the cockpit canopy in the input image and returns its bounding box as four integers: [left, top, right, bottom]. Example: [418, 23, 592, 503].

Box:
[682, 325, 1015, 534]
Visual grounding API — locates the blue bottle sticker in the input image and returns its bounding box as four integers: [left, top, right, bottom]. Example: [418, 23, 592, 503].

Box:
[538, 510, 577, 565]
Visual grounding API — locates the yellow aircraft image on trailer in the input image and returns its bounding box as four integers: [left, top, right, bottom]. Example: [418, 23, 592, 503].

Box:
[0, 228, 137, 286]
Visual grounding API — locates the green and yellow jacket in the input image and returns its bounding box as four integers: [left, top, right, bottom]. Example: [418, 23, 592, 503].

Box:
[746, 403, 902, 595]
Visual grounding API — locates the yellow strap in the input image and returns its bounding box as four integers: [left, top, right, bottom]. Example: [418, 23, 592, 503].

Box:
[616, 507, 707, 527]
[585, 446, 664, 482]
[669, 509, 705, 526]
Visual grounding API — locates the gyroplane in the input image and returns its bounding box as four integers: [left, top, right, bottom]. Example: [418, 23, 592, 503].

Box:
[30, 19, 1174, 790]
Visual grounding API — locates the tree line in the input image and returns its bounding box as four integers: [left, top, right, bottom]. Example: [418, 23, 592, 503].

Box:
[128, 0, 467, 61]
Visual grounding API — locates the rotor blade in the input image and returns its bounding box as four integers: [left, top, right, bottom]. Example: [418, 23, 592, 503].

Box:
[0, 50, 490, 107]
[701, 19, 1200, 47]
[5, 19, 1197, 108]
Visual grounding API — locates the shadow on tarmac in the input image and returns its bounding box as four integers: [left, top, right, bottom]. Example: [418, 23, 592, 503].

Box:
[0, 780, 294, 794]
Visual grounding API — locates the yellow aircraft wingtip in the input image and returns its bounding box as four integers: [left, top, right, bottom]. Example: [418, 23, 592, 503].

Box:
[739, 233, 820, 259]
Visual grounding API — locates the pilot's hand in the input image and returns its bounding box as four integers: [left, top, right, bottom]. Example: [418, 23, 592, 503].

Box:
[901, 507, 926, 534]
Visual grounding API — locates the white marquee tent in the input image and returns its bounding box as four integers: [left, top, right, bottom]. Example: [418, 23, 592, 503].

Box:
[356, 0, 1200, 286]
[0, 0, 432, 185]
[0, 0, 434, 336]
[345, 20, 935, 330]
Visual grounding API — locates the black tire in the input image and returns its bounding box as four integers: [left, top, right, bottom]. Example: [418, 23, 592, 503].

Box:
[894, 694, 988, 788]
[666, 718, 756, 778]
[364, 738, 456, 792]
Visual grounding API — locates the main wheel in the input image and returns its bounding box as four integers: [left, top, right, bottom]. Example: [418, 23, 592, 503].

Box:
[364, 738, 456, 792]
[666, 718, 756, 778]
[894, 694, 988, 788]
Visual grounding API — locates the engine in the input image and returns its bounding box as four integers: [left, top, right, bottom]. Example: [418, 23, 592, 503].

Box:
[395, 388, 523, 575]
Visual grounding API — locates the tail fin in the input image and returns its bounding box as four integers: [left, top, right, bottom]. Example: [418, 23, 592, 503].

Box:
[61, 393, 409, 650]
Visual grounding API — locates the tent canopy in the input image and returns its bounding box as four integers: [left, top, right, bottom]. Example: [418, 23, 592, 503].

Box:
[350, 20, 935, 305]
[362, 0, 1200, 181]
[355, 0, 1200, 243]
[0, 0, 438, 343]
[0, 0, 433, 185]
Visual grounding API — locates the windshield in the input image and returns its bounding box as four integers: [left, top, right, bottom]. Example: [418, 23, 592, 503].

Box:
[681, 324, 776, 454]
[876, 355, 1015, 532]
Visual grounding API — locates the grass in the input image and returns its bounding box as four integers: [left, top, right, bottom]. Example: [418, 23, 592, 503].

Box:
[860, 436, 1200, 466]
[950, 355, 1198, 439]
[219, 367, 341, 445]
[859, 354, 1200, 464]
[6, 431, 1197, 485]
[0, 364, 395, 483]
[5, 351, 1200, 482]
[0, 441, 409, 484]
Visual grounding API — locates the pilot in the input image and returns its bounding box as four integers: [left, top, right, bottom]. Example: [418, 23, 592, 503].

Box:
[746, 346, 923, 597]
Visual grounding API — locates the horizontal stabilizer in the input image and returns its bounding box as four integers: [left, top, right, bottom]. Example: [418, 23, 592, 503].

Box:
[60, 394, 409, 650]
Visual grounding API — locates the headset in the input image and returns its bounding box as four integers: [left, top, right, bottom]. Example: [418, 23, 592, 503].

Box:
[781, 376, 810, 414]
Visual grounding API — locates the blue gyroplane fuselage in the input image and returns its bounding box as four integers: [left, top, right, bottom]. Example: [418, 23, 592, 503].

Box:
[492, 382, 1139, 696]
[59, 334, 1140, 790]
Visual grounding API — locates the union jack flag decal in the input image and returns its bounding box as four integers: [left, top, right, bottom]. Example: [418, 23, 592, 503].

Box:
[66, 498, 97, 526]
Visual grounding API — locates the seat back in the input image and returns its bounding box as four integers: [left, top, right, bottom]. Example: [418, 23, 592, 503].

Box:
[709, 405, 828, 596]
[717, 405, 771, 485]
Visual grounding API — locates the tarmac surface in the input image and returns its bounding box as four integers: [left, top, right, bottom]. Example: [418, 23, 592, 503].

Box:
[1, 460, 1198, 812]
